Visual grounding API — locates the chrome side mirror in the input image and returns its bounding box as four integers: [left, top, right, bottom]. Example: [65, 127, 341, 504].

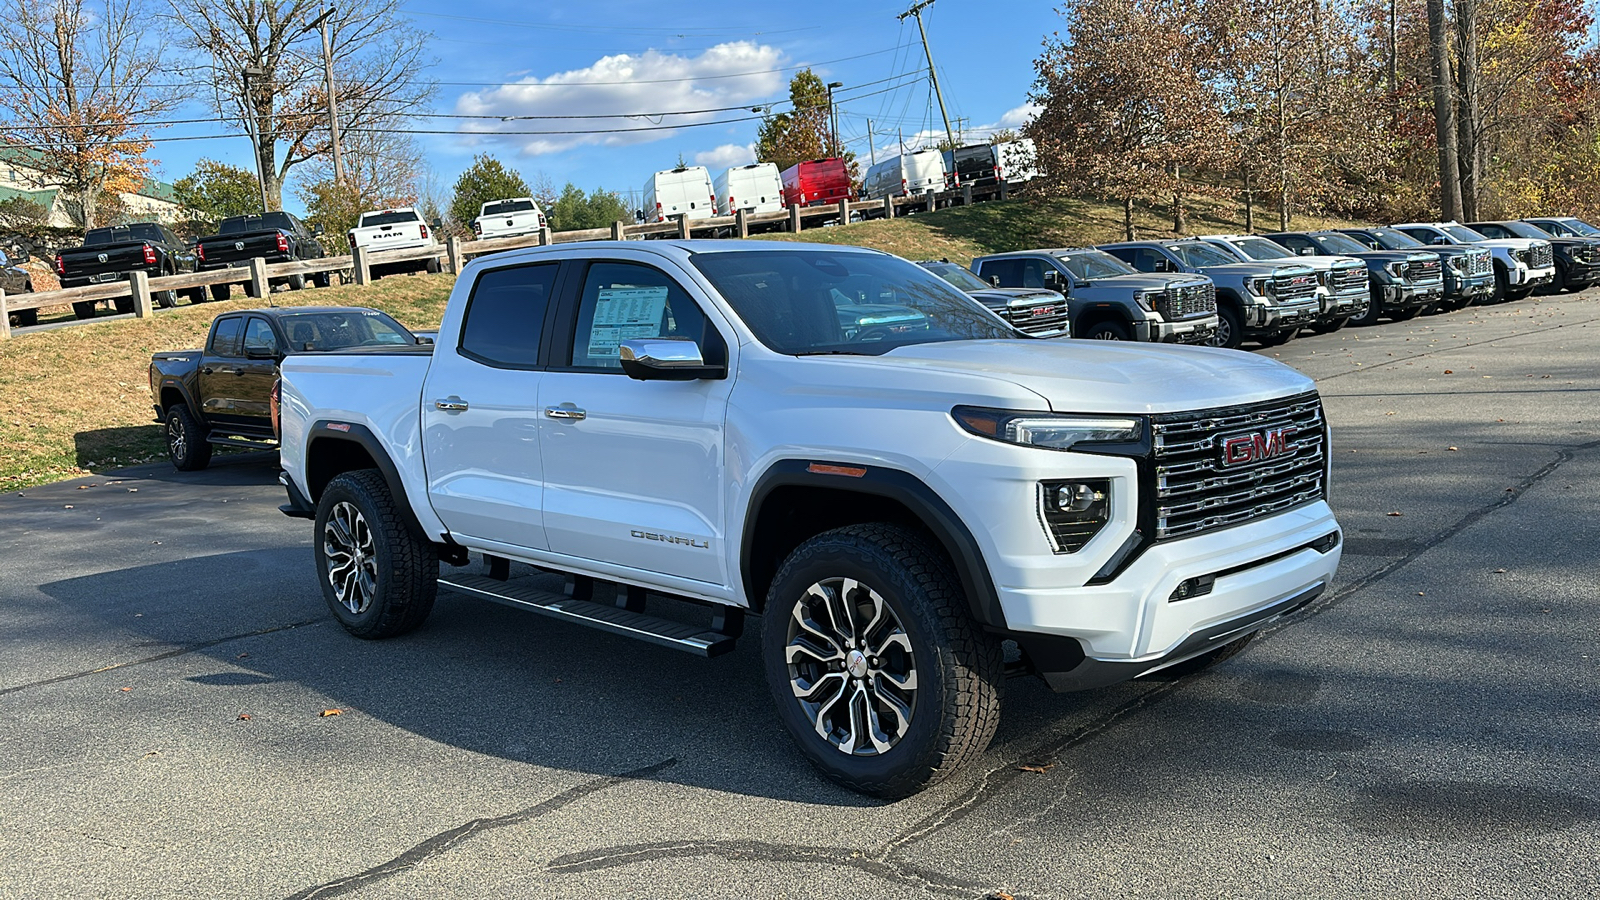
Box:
[619, 339, 725, 381]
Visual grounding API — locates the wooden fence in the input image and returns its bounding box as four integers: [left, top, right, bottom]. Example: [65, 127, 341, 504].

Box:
[0, 181, 1011, 340]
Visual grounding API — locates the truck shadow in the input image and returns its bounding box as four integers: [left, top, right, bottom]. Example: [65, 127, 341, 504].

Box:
[81, 446, 281, 486]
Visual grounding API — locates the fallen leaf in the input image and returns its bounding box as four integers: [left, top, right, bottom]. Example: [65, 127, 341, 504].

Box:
[237, 713, 252, 721]
[1386, 511, 1403, 517]
[320, 708, 342, 717]
[1416, 592, 1426, 596]
[1447, 446, 1458, 452]
[1443, 369, 1453, 374]
[989, 893, 1016, 900]
[1019, 762, 1056, 774]
[1494, 568, 1507, 573]
[118, 687, 131, 693]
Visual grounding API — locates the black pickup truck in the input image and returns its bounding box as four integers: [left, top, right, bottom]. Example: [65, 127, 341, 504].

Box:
[148, 307, 424, 470]
[56, 223, 199, 319]
[195, 212, 328, 301]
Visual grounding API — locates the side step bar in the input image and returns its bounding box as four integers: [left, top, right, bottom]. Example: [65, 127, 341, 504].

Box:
[439, 574, 739, 658]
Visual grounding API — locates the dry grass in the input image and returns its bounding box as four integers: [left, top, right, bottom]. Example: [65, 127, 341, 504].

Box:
[0, 273, 455, 489]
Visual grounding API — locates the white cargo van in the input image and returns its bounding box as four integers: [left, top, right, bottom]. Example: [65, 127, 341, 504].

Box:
[995, 138, 1041, 184]
[713, 163, 784, 216]
[642, 166, 716, 223]
[862, 150, 946, 206]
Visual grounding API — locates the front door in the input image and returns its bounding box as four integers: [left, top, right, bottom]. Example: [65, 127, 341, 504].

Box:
[537, 258, 733, 587]
[420, 260, 561, 551]
[198, 315, 249, 427]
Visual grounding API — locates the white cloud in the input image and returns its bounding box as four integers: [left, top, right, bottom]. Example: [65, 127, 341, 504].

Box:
[694, 143, 755, 170]
[863, 103, 1043, 163]
[453, 42, 785, 157]
[996, 102, 1042, 130]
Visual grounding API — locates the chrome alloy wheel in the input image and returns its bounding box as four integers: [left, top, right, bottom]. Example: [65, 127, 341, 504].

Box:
[784, 577, 918, 756]
[323, 501, 378, 615]
[166, 415, 186, 460]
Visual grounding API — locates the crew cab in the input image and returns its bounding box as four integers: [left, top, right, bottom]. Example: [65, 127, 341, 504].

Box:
[196, 212, 329, 301]
[277, 241, 1340, 798]
[1392, 221, 1554, 302]
[348, 208, 441, 276]
[56, 222, 199, 319]
[1337, 226, 1492, 312]
[970, 248, 1217, 343]
[150, 306, 421, 470]
[1100, 239, 1320, 349]
[473, 198, 547, 240]
[917, 259, 1071, 338]
[1467, 220, 1600, 294]
[1264, 231, 1443, 324]
[1195, 234, 1370, 334]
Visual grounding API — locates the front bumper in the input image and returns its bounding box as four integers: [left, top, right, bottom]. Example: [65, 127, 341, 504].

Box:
[1508, 264, 1556, 287]
[1444, 271, 1494, 301]
[1382, 281, 1442, 309]
[1247, 300, 1320, 332]
[1148, 316, 1218, 344]
[1561, 259, 1600, 286]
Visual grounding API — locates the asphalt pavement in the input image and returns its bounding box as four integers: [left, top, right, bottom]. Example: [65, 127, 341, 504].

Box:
[2, 291, 1597, 899]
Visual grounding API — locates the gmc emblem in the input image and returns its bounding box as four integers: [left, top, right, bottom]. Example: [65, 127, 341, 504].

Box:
[1222, 428, 1290, 466]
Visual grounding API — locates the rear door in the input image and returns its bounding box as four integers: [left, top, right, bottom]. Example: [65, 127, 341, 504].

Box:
[198, 316, 248, 426]
[536, 255, 734, 588]
[421, 260, 563, 550]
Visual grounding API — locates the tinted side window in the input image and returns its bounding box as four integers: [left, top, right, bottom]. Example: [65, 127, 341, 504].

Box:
[1102, 247, 1138, 268]
[1396, 228, 1431, 244]
[1273, 235, 1315, 255]
[210, 317, 245, 357]
[459, 263, 558, 368]
[567, 262, 713, 371]
[1018, 258, 1049, 289]
[243, 318, 278, 356]
[975, 258, 1020, 287]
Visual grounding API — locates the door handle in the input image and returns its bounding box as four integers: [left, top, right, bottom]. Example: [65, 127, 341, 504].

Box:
[434, 397, 469, 411]
[544, 404, 586, 421]
[201, 367, 213, 375]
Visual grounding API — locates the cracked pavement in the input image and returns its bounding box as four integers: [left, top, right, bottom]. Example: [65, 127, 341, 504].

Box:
[2, 291, 1598, 898]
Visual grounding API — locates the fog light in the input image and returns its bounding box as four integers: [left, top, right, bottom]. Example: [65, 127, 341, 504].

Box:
[1041, 479, 1112, 553]
[1169, 574, 1216, 602]
[1057, 483, 1105, 512]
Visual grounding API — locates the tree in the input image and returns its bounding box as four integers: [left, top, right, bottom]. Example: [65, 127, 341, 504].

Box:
[298, 126, 422, 238]
[1427, 0, 1465, 219]
[172, 159, 261, 234]
[0, 196, 48, 230]
[756, 70, 858, 173]
[448, 155, 531, 229]
[546, 184, 631, 232]
[0, 0, 176, 228]
[168, 0, 435, 210]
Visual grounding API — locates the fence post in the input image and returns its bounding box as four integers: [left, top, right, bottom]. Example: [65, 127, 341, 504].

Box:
[352, 246, 371, 286]
[676, 215, 691, 240]
[962, 184, 973, 206]
[883, 195, 895, 220]
[446, 236, 463, 274]
[0, 288, 10, 340]
[247, 257, 270, 298]
[538, 227, 552, 246]
[836, 199, 849, 226]
[735, 209, 749, 239]
[128, 271, 154, 318]
[789, 203, 802, 233]
[999, 180, 1009, 201]
[611, 220, 626, 241]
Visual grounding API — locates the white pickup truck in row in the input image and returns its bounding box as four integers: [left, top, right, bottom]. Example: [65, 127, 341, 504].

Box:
[277, 241, 1342, 797]
[347, 207, 440, 276]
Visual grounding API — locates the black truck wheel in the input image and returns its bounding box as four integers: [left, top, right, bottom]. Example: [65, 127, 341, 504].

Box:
[183, 287, 207, 305]
[155, 289, 180, 309]
[1082, 320, 1132, 341]
[72, 301, 97, 320]
[425, 257, 442, 275]
[286, 273, 306, 291]
[114, 296, 135, 314]
[208, 283, 231, 303]
[312, 271, 333, 288]
[165, 404, 213, 471]
[314, 470, 438, 639]
[11, 307, 37, 327]
[761, 524, 1004, 799]
[1350, 294, 1383, 326]
[1210, 305, 1243, 349]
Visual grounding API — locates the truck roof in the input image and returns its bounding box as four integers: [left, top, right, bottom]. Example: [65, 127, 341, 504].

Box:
[216, 305, 389, 320]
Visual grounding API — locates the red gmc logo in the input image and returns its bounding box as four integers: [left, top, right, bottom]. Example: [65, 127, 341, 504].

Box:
[1222, 429, 1290, 465]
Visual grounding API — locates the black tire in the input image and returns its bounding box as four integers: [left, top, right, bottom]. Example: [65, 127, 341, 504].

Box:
[1310, 316, 1349, 334]
[1146, 634, 1256, 681]
[1537, 263, 1566, 295]
[1390, 306, 1422, 321]
[286, 273, 306, 291]
[72, 301, 97, 320]
[155, 289, 180, 309]
[12, 307, 37, 327]
[1505, 285, 1534, 301]
[1258, 328, 1297, 347]
[208, 283, 231, 303]
[1211, 304, 1243, 349]
[761, 523, 1004, 799]
[1350, 293, 1383, 326]
[114, 296, 134, 315]
[184, 287, 207, 305]
[314, 469, 438, 639]
[164, 404, 212, 472]
[425, 257, 442, 275]
[1081, 319, 1133, 341]
[313, 271, 333, 288]
[1491, 263, 1510, 303]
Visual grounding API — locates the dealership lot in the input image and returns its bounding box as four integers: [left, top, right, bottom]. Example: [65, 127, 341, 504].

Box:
[2, 293, 1597, 899]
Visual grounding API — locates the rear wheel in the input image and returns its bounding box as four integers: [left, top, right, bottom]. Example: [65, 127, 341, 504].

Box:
[761, 524, 1004, 799]
[314, 469, 438, 639]
[286, 273, 306, 291]
[1081, 319, 1132, 341]
[312, 271, 333, 288]
[155, 289, 180, 309]
[72, 301, 97, 320]
[424, 257, 442, 275]
[208, 283, 232, 303]
[184, 287, 207, 305]
[113, 296, 134, 315]
[165, 404, 212, 471]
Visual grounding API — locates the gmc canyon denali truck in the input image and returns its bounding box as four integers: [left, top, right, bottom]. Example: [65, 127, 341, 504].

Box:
[1264, 230, 1443, 324]
[277, 241, 1342, 798]
[970, 248, 1218, 342]
[1194, 234, 1370, 334]
[917, 259, 1072, 338]
[1336, 226, 1492, 312]
[1099, 239, 1320, 349]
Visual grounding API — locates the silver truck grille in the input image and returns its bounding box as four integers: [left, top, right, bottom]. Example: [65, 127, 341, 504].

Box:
[1466, 249, 1492, 275]
[1406, 258, 1443, 287]
[1272, 272, 1319, 305]
[1149, 393, 1327, 541]
[1531, 243, 1554, 268]
[1001, 300, 1070, 336]
[1157, 283, 1217, 320]
[1331, 265, 1369, 295]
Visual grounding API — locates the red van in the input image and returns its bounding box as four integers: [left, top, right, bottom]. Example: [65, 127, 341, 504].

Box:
[780, 157, 852, 207]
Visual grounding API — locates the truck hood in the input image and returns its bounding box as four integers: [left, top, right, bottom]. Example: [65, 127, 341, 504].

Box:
[1086, 273, 1207, 292]
[868, 340, 1313, 414]
[1345, 249, 1437, 264]
[1470, 238, 1545, 252]
[1195, 261, 1315, 278]
[968, 287, 1059, 305]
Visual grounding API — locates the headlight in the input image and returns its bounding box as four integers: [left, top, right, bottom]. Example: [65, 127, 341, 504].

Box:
[1387, 261, 1408, 278]
[952, 407, 1144, 452]
[1511, 249, 1529, 263]
[1248, 277, 1272, 297]
[1133, 291, 1159, 311]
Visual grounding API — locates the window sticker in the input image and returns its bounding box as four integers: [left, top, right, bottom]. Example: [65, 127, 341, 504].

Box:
[585, 285, 669, 358]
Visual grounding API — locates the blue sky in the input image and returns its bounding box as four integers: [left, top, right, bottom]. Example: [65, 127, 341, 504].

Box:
[151, 0, 1057, 213]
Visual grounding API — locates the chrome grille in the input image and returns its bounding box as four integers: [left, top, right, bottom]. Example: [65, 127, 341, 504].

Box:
[1000, 301, 1070, 336]
[1467, 249, 1492, 275]
[1531, 242, 1554, 268]
[1149, 392, 1327, 541]
[1405, 258, 1444, 287]
[1156, 282, 1217, 320]
[1272, 271, 1319, 305]
[1331, 265, 1368, 295]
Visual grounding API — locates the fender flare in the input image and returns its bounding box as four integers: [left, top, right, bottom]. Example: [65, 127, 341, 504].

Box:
[304, 420, 430, 540]
[741, 460, 1007, 630]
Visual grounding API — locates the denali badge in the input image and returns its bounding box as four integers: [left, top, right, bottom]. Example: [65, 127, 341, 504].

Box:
[1222, 428, 1290, 466]
[630, 529, 709, 549]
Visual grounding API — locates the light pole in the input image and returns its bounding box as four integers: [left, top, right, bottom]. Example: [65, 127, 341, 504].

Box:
[826, 81, 843, 158]
[241, 65, 270, 212]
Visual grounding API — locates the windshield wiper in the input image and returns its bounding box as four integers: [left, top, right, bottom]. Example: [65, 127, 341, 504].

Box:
[794, 349, 870, 356]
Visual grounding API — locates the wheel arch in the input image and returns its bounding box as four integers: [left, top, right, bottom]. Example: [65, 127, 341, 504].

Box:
[305, 421, 429, 539]
[741, 460, 1006, 629]
[1071, 306, 1135, 338]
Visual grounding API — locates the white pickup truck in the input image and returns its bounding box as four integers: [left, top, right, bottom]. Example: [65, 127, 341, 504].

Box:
[347, 207, 440, 275]
[473, 197, 547, 240]
[277, 241, 1342, 797]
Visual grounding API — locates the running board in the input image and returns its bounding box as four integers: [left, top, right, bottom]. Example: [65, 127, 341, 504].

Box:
[438, 574, 738, 658]
[206, 435, 277, 449]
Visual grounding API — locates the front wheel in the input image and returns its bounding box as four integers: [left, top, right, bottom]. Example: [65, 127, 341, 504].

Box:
[11, 307, 37, 327]
[72, 301, 97, 320]
[1350, 294, 1383, 326]
[1211, 305, 1243, 349]
[1390, 306, 1422, 321]
[165, 404, 212, 471]
[761, 524, 1004, 799]
[1310, 316, 1349, 334]
[1081, 320, 1132, 341]
[314, 470, 438, 639]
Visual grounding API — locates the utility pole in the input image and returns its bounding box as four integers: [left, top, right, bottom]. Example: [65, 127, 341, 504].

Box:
[867, 119, 876, 165]
[312, 8, 346, 188]
[899, 0, 955, 151]
[241, 65, 270, 212]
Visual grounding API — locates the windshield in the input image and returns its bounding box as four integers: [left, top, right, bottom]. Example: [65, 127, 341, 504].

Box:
[1231, 237, 1296, 260]
[692, 249, 1014, 356]
[361, 211, 421, 227]
[1351, 227, 1423, 250]
[1563, 219, 1600, 236]
[1309, 232, 1372, 254]
[1056, 249, 1136, 279]
[920, 262, 992, 293]
[483, 200, 536, 216]
[278, 310, 416, 351]
[1443, 224, 1487, 242]
[1168, 242, 1238, 268]
[85, 223, 163, 245]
